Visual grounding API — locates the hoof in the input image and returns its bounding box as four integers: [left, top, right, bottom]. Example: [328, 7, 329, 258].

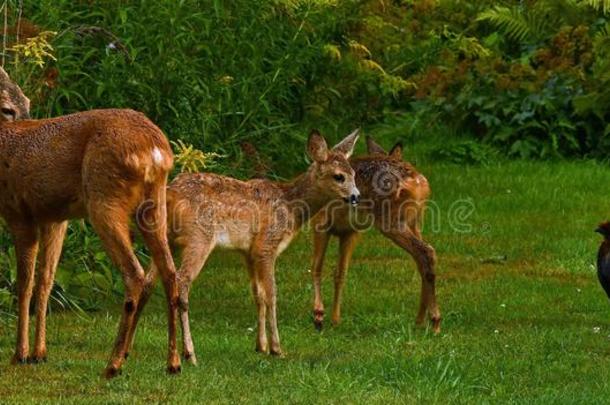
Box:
[10, 355, 28, 365]
[123, 352, 129, 359]
[183, 352, 198, 366]
[167, 364, 182, 374]
[270, 349, 285, 358]
[313, 319, 323, 332]
[28, 356, 47, 364]
[255, 346, 269, 354]
[103, 366, 122, 379]
[431, 317, 441, 334]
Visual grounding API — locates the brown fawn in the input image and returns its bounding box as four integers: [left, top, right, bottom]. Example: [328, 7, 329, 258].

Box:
[0, 67, 181, 377]
[310, 136, 441, 333]
[150, 129, 360, 364]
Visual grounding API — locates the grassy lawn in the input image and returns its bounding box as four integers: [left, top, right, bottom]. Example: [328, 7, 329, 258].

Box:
[1, 152, 610, 403]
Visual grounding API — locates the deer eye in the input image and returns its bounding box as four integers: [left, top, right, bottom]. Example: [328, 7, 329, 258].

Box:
[333, 174, 345, 183]
[1, 107, 15, 119]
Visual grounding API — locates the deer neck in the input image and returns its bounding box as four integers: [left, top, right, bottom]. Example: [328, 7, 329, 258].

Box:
[279, 168, 328, 231]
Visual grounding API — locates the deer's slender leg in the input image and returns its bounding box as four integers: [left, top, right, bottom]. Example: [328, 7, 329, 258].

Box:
[311, 230, 330, 331]
[124, 266, 158, 360]
[136, 185, 181, 374]
[174, 239, 213, 365]
[248, 256, 269, 354]
[331, 232, 359, 326]
[31, 221, 68, 363]
[9, 222, 39, 364]
[89, 206, 146, 378]
[259, 259, 281, 356]
[381, 228, 441, 334]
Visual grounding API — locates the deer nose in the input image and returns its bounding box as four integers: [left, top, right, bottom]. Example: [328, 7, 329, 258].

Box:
[350, 188, 360, 206]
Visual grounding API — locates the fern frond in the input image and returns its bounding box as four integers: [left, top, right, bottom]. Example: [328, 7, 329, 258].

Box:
[359, 59, 385, 74]
[477, 6, 532, 42]
[582, 0, 610, 14]
[348, 40, 372, 59]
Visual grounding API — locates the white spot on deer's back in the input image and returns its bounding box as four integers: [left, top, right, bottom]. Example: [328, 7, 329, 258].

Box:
[152, 147, 164, 166]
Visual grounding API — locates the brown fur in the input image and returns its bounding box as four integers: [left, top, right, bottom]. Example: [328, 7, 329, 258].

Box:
[311, 136, 441, 333]
[0, 69, 180, 377]
[149, 130, 360, 364]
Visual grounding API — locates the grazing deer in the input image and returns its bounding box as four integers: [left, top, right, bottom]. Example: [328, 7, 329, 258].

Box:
[156, 130, 360, 364]
[310, 136, 441, 333]
[0, 67, 180, 377]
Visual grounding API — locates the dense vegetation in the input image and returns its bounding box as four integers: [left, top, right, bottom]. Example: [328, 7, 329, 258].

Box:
[1, 0, 610, 326]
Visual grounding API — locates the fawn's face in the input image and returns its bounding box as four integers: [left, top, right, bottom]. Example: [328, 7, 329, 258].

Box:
[0, 67, 30, 122]
[308, 129, 360, 206]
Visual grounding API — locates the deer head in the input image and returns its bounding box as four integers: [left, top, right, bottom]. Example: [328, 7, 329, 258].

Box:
[366, 136, 429, 201]
[307, 128, 360, 206]
[0, 67, 30, 122]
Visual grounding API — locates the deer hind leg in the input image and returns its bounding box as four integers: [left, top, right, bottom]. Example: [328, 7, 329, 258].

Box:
[311, 230, 330, 331]
[135, 184, 182, 374]
[331, 232, 359, 327]
[382, 229, 441, 334]
[175, 238, 213, 365]
[246, 256, 270, 354]
[31, 221, 68, 363]
[9, 222, 39, 364]
[88, 205, 146, 378]
[124, 265, 157, 361]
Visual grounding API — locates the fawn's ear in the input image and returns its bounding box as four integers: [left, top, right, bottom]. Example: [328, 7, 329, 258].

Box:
[332, 128, 360, 159]
[366, 136, 386, 155]
[0, 67, 9, 83]
[308, 130, 329, 163]
[389, 142, 403, 160]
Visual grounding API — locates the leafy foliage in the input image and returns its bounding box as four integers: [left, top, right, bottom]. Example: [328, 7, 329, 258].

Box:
[2, 0, 610, 312]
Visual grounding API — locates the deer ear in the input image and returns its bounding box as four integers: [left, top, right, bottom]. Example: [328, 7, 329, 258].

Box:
[389, 142, 403, 160]
[307, 130, 329, 163]
[366, 136, 386, 155]
[0, 67, 10, 82]
[332, 128, 360, 158]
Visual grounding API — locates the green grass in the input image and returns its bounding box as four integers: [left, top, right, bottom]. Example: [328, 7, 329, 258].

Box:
[2, 155, 610, 403]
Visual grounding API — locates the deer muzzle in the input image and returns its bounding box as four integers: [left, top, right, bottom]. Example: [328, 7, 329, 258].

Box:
[348, 187, 360, 206]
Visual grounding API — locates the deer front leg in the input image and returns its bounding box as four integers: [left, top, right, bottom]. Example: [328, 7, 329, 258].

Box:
[261, 261, 282, 356]
[9, 222, 39, 364]
[382, 228, 441, 334]
[331, 232, 359, 326]
[31, 221, 68, 363]
[311, 231, 330, 331]
[248, 256, 271, 354]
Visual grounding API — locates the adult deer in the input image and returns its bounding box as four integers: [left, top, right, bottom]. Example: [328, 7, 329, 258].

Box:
[310, 137, 441, 333]
[150, 129, 360, 364]
[0, 68, 180, 377]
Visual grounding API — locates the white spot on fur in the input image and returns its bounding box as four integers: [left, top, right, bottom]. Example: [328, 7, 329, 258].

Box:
[152, 147, 164, 166]
[216, 231, 233, 248]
